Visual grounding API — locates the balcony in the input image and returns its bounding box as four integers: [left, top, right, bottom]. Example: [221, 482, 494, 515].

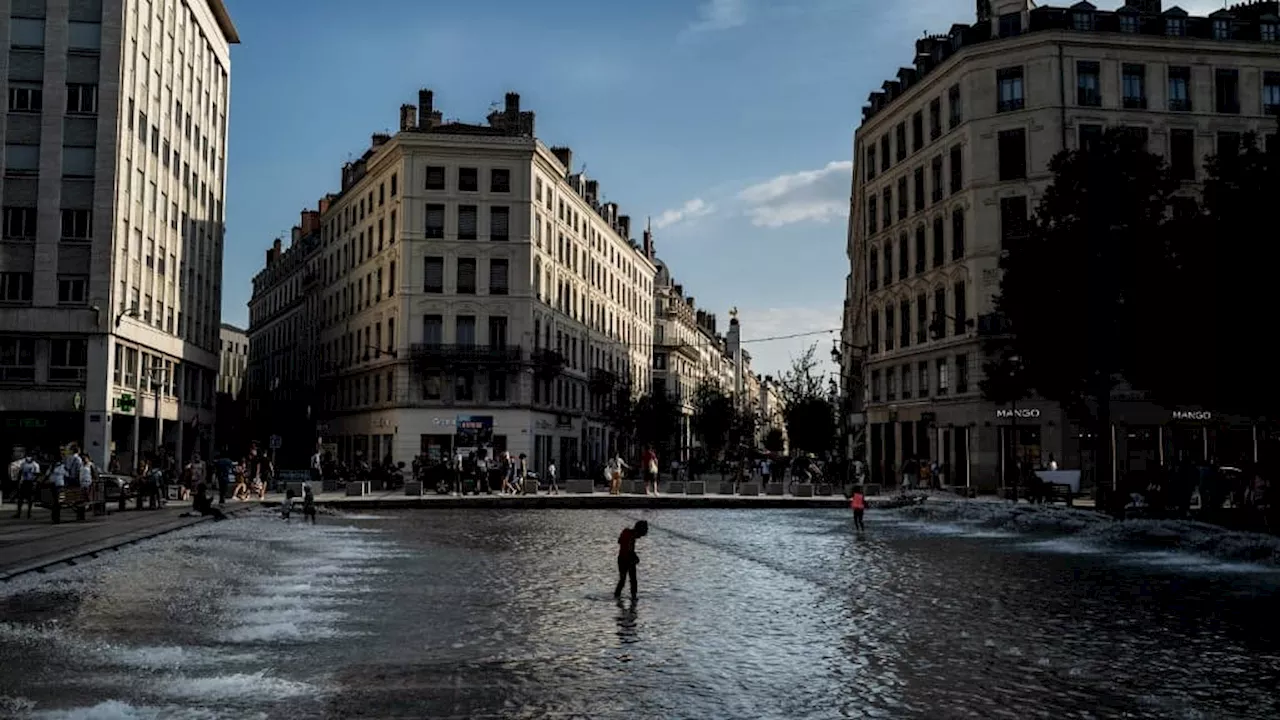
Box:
[589, 368, 621, 395]
[411, 343, 523, 371]
[530, 349, 565, 380]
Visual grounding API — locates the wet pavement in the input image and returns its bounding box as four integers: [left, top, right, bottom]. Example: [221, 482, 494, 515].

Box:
[0, 507, 1278, 719]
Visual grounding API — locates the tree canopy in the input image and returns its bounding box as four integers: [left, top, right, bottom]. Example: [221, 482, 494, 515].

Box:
[778, 344, 837, 455]
[632, 392, 681, 458]
[691, 380, 736, 460]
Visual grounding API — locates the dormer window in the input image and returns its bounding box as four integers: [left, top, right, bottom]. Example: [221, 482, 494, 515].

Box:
[1120, 14, 1139, 33]
[1262, 22, 1278, 42]
[1213, 19, 1231, 40]
[999, 12, 1022, 38]
[1072, 11, 1093, 31]
[951, 32, 962, 51]
[1166, 18, 1185, 37]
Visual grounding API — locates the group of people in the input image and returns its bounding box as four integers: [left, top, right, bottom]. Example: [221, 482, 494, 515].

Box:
[8, 443, 97, 519]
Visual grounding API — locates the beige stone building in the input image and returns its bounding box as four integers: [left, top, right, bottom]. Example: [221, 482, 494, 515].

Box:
[844, 0, 1280, 490]
[0, 0, 236, 467]
[216, 322, 244, 397]
[263, 91, 656, 473]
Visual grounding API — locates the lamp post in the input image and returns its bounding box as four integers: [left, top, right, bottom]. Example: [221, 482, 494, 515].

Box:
[1007, 354, 1024, 501]
[151, 362, 167, 468]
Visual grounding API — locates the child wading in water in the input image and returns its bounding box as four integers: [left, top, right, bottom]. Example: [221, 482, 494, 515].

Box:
[302, 484, 317, 524]
[614, 520, 649, 600]
[851, 485, 866, 532]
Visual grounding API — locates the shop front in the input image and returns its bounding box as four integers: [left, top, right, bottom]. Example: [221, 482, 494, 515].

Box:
[985, 404, 1068, 493]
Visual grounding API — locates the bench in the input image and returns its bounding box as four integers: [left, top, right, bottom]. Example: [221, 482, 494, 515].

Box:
[1048, 483, 1074, 506]
[39, 486, 90, 524]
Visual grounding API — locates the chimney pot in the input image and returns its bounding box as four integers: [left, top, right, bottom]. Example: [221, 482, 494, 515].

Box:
[399, 104, 417, 132]
[505, 92, 520, 114]
[417, 89, 434, 128]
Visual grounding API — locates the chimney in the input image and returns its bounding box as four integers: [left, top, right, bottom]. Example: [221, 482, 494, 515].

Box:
[643, 227, 655, 260]
[418, 89, 433, 127]
[618, 215, 631, 240]
[505, 92, 520, 115]
[318, 195, 333, 215]
[550, 146, 573, 173]
[399, 104, 417, 132]
[291, 226, 302, 246]
[300, 210, 321, 236]
[371, 133, 390, 148]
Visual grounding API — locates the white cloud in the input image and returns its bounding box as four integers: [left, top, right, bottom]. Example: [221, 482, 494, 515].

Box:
[653, 198, 714, 229]
[735, 306, 842, 378]
[737, 160, 853, 228]
[686, 0, 748, 34]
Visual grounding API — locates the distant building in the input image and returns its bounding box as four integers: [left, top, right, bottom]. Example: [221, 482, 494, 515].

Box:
[844, 0, 1280, 489]
[0, 1, 238, 466]
[217, 324, 247, 397]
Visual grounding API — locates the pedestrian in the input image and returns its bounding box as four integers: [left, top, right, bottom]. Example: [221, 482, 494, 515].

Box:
[606, 454, 628, 495]
[642, 446, 659, 496]
[303, 484, 317, 524]
[310, 447, 323, 488]
[517, 453, 529, 494]
[851, 485, 866, 533]
[13, 455, 40, 519]
[282, 488, 295, 521]
[546, 459, 559, 495]
[613, 520, 649, 600]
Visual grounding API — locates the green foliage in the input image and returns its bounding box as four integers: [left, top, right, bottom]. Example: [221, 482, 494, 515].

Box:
[778, 344, 837, 456]
[691, 380, 736, 460]
[764, 427, 786, 454]
[633, 392, 681, 458]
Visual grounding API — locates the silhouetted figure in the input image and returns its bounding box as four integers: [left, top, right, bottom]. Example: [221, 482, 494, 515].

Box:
[613, 520, 649, 600]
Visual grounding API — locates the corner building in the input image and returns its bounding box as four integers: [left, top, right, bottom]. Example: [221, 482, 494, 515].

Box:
[846, 0, 1280, 490]
[0, 1, 236, 466]
[311, 91, 655, 473]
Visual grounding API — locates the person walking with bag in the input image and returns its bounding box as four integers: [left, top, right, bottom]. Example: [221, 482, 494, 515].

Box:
[642, 446, 659, 496]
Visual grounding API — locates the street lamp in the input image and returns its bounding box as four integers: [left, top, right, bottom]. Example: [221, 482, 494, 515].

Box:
[362, 345, 398, 362]
[115, 304, 140, 328]
[1006, 354, 1025, 500]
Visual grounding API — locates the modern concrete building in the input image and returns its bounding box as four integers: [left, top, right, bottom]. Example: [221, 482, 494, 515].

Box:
[844, 0, 1280, 490]
[0, 0, 236, 467]
[261, 90, 656, 473]
[216, 322, 244, 397]
[245, 207, 324, 465]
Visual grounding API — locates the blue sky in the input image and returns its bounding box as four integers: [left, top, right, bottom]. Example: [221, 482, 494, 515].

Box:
[217, 0, 1227, 376]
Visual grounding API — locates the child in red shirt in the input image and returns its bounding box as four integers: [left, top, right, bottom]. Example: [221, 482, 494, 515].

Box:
[851, 487, 866, 532]
[614, 520, 649, 599]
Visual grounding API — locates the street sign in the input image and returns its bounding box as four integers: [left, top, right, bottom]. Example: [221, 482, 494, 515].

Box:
[72, 392, 83, 410]
[269, 434, 282, 450]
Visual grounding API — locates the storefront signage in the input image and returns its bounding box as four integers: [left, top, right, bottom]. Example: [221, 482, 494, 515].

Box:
[457, 416, 493, 432]
[1172, 411, 1212, 421]
[995, 408, 1041, 419]
[431, 417, 456, 427]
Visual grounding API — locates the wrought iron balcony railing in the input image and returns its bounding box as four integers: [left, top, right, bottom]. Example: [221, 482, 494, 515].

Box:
[411, 343, 523, 370]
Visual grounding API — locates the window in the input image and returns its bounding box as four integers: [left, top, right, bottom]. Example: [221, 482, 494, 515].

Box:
[1077, 61, 1100, 106]
[62, 147, 95, 178]
[57, 275, 88, 304]
[882, 243, 893, 287]
[867, 196, 878, 235]
[1217, 131, 1241, 159]
[1000, 196, 1028, 248]
[1166, 17, 1185, 37]
[884, 307, 895, 351]
[898, 233, 909, 280]
[490, 206, 510, 241]
[458, 167, 478, 192]
[901, 365, 912, 400]
[0, 338, 36, 381]
[1170, 129, 1196, 181]
[932, 288, 946, 339]
[953, 282, 967, 336]
[912, 111, 924, 152]
[1168, 67, 1192, 112]
[918, 362, 929, 397]
[489, 371, 508, 402]
[1072, 10, 1094, 31]
[866, 147, 877, 180]
[390, 173, 398, 197]
[868, 248, 879, 290]
[424, 257, 444, 293]
[5, 144, 40, 176]
[1122, 64, 1147, 109]
[880, 136, 891, 171]
[870, 314, 880, 353]
[458, 205, 478, 240]
[457, 258, 477, 294]
[886, 366, 897, 401]
[67, 84, 98, 114]
[1213, 19, 1231, 40]
[931, 156, 943, 203]
[425, 166, 445, 190]
[0, 272, 34, 303]
[489, 259, 509, 295]
[1079, 123, 1103, 152]
[952, 209, 966, 260]
[999, 12, 1022, 37]
[913, 168, 925, 212]
[955, 354, 969, 393]
[1264, 72, 1280, 116]
[936, 357, 950, 395]
[916, 294, 927, 344]
[1263, 22, 1278, 42]
[900, 301, 911, 347]
[870, 370, 881, 401]
[897, 177, 908, 219]
[914, 227, 926, 274]
[8, 84, 42, 112]
[3, 207, 37, 240]
[929, 98, 942, 140]
[9, 18, 45, 47]
[948, 84, 962, 129]
[997, 67, 1024, 112]
[490, 168, 510, 193]
[1215, 68, 1240, 114]
[895, 123, 907, 162]
[932, 217, 945, 268]
[998, 129, 1027, 181]
[455, 316, 476, 347]
[425, 204, 445, 238]
[1119, 12, 1139, 33]
[882, 188, 892, 227]
[423, 315, 444, 345]
[389, 261, 397, 296]
[949, 145, 963, 193]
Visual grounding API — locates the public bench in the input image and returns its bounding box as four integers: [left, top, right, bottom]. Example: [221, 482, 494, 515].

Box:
[39, 486, 90, 524]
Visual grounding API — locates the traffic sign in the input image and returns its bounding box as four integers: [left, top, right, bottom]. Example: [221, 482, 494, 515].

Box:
[269, 434, 282, 450]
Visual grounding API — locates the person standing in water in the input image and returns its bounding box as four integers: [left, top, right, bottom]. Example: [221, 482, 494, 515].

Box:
[302, 484, 318, 524]
[614, 520, 649, 600]
[851, 485, 866, 532]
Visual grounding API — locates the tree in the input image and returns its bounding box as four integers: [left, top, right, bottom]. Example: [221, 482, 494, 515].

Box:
[990, 127, 1178, 497]
[764, 427, 787, 454]
[633, 392, 681, 460]
[691, 380, 735, 460]
[778, 344, 838, 456]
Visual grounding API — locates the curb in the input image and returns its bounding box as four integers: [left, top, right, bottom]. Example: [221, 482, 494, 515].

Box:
[255, 496, 859, 510]
[0, 506, 255, 583]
